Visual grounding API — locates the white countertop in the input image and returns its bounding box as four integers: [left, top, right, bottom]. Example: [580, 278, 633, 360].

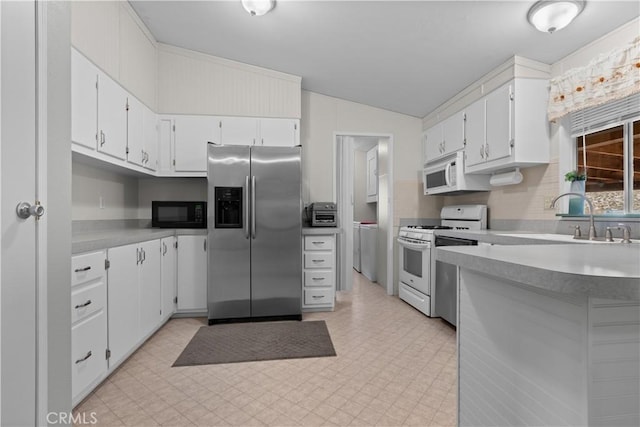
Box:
[436, 243, 640, 300]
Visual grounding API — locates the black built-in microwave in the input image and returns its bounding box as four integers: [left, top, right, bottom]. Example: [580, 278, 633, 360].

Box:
[152, 201, 207, 228]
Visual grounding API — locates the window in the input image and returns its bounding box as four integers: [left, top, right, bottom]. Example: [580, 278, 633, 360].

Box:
[570, 93, 640, 215]
[574, 121, 639, 214]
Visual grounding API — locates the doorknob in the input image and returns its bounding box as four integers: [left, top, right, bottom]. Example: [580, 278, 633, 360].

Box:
[16, 201, 45, 219]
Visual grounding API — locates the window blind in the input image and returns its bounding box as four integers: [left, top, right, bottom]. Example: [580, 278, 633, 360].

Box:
[570, 92, 640, 137]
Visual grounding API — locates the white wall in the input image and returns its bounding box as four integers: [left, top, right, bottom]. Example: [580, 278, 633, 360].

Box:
[72, 161, 139, 220]
[157, 44, 301, 118]
[300, 90, 438, 226]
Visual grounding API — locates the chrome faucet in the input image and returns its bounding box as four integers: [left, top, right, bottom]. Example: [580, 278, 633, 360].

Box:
[550, 192, 597, 240]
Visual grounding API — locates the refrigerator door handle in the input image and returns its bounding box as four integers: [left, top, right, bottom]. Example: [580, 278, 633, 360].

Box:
[244, 176, 250, 239]
[251, 175, 256, 239]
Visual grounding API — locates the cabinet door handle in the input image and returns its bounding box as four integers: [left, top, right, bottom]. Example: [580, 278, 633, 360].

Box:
[480, 145, 485, 159]
[100, 131, 106, 146]
[75, 300, 92, 309]
[485, 143, 490, 158]
[136, 248, 140, 265]
[204, 239, 207, 252]
[74, 266, 91, 273]
[141, 248, 146, 263]
[162, 242, 167, 255]
[75, 351, 92, 364]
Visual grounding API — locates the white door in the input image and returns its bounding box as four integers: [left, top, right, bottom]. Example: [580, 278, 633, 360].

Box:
[138, 240, 161, 339]
[106, 244, 139, 367]
[1, 2, 40, 424]
[485, 83, 513, 162]
[71, 48, 98, 150]
[441, 111, 465, 155]
[142, 105, 158, 171]
[126, 96, 145, 167]
[366, 146, 378, 202]
[464, 99, 486, 169]
[97, 71, 127, 160]
[177, 235, 207, 311]
[259, 118, 297, 146]
[174, 116, 216, 172]
[219, 116, 258, 145]
[423, 124, 443, 163]
[160, 237, 177, 320]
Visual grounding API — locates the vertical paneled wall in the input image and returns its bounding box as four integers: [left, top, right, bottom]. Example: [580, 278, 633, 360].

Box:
[157, 44, 301, 118]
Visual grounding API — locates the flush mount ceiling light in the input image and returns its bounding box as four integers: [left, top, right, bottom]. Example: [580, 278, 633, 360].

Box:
[241, 0, 275, 16]
[527, 0, 585, 33]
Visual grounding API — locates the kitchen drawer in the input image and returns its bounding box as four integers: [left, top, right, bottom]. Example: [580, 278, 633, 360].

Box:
[304, 253, 334, 269]
[304, 288, 334, 306]
[304, 235, 334, 251]
[71, 251, 105, 287]
[72, 310, 108, 401]
[304, 270, 335, 288]
[71, 280, 106, 324]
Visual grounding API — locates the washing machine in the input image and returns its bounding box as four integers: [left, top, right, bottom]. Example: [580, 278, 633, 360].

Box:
[359, 223, 377, 282]
[353, 221, 361, 272]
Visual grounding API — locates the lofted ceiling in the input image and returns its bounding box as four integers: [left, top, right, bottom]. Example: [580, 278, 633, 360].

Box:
[130, 0, 640, 118]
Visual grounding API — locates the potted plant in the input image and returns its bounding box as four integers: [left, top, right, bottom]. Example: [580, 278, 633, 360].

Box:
[564, 169, 586, 215]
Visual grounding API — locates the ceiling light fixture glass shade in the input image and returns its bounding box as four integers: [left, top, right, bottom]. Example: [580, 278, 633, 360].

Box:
[241, 0, 275, 16]
[527, 0, 585, 33]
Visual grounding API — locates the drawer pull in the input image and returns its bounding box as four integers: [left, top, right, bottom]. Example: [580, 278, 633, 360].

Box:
[75, 351, 92, 364]
[312, 295, 324, 299]
[312, 241, 325, 245]
[74, 266, 91, 273]
[312, 277, 325, 281]
[312, 259, 324, 263]
[75, 299, 92, 309]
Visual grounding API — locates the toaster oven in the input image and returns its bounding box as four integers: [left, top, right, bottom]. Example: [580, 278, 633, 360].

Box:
[309, 202, 337, 227]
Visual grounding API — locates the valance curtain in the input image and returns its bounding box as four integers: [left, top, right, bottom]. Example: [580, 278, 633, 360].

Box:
[548, 36, 640, 122]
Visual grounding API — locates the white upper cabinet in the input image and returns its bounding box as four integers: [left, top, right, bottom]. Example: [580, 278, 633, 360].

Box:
[71, 49, 98, 150]
[97, 70, 128, 160]
[173, 116, 219, 172]
[259, 118, 300, 146]
[464, 99, 486, 168]
[142, 105, 158, 171]
[127, 96, 158, 171]
[366, 146, 378, 203]
[219, 117, 258, 145]
[464, 78, 549, 174]
[423, 111, 464, 164]
[219, 117, 300, 147]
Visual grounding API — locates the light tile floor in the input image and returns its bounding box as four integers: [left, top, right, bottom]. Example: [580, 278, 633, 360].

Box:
[74, 272, 457, 426]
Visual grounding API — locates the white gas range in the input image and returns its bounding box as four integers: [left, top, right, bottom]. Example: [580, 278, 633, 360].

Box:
[397, 205, 487, 319]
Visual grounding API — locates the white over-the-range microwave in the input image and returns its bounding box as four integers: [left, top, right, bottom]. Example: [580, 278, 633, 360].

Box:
[423, 151, 491, 195]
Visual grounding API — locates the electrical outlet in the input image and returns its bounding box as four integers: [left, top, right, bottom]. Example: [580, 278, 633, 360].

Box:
[99, 196, 105, 209]
[543, 196, 555, 210]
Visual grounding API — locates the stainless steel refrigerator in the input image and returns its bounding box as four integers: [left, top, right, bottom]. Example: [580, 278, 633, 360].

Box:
[207, 143, 302, 323]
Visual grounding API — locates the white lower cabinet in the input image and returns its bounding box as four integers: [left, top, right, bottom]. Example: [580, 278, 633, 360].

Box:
[138, 240, 162, 340]
[177, 235, 208, 313]
[302, 234, 336, 311]
[161, 236, 178, 321]
[71, 250, 108, 406]
[106, 244, 140, 368]
[72, 234, 206, 407]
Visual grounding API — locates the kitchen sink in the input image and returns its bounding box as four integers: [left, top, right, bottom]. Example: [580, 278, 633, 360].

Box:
[494, 233, 636, 244]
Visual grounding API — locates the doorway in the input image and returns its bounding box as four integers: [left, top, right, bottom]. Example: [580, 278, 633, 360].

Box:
[334, 133, 394, 295]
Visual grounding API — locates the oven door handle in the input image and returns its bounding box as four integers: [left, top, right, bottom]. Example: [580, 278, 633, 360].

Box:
[397, 238, 430, 251]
